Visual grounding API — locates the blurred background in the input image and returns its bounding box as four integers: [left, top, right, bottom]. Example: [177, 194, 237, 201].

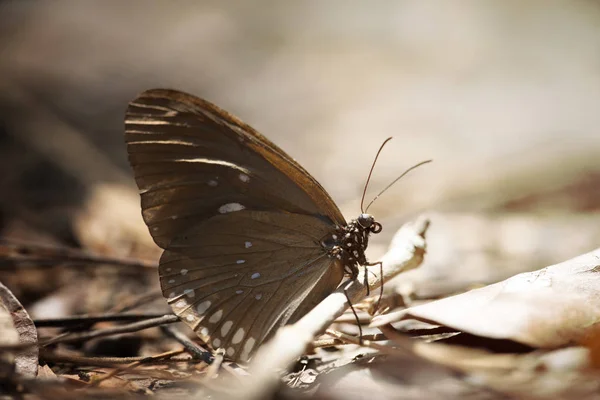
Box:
[1, 0, 600, 308]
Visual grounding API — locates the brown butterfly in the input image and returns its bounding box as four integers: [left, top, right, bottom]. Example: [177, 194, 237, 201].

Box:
[125, 89, 422, 363]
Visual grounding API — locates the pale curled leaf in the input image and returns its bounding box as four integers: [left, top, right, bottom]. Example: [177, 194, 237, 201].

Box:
[315, 354, 505, 400]
[372, 248, 600, 348]
[407, 342, 597, 399]
[388, 212, 600, 301]
[0, 281, 38, 377]
[37, 364, 58, 379]
[0, 300, 18, 375]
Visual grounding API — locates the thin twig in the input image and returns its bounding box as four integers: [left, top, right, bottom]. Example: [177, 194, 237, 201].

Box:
[311, 338, 344, 348]
[161, 325, 213, 364]
[0, 342, 38, 352]
[334, 311, 372, 324]
[40, 349, 189, 367]
[90, 348, 186, 386]
[109, 289, 163, 313]
[325, 329, 410, 357]
[312, 333, 386, 349]
[41, 314, 179, 346]
[34, 312, 171, 327]
[0, 240, 157, 270]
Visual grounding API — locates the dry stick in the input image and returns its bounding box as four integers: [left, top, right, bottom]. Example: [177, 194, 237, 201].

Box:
[334, 311, 372, 324]
[40, 348, 188, 367]
[110, 289, 163, 313]
[41, 314, 179, 346]
[325, 329, 410, 358]
[35, 312, 171, 327]
[377, 323, 423, 350]
[311, 337, 344, 348]
[90, 348, 186, 386]
[312, 333, 386, 349]
[0, 240, 157, 270]
[161, 325, 214, 364]
[0, 342, 38, 352]
[216, 217, 429, 400]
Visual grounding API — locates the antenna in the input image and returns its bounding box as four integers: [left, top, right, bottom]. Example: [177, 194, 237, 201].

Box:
[364, 159, 432, 213]
[360, 137, 393, 213]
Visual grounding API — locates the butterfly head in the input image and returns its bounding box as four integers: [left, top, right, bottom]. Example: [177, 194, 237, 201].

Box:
[357, 213, 382, 234]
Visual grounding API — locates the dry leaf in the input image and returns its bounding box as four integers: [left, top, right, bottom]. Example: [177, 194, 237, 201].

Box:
[74, 183, 161, 260]
[409, 341, 597, 399]
[389, 213, 600, 300]
[37, 364, 58, 379]
[373, 248, 600, 348]
[314, 354, 504, 400]
[0, 298, 18, 376]
[0, 281, 38, 377]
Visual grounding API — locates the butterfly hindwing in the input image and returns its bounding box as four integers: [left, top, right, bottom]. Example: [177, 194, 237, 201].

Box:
[161, 210, 344, 361]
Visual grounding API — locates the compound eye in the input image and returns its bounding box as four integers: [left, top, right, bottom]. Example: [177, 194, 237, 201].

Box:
[357, 213, 374, 228]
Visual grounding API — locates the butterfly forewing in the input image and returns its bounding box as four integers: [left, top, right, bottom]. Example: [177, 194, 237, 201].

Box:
[126, 90, 345, 248]
[125, 89, 346, 362]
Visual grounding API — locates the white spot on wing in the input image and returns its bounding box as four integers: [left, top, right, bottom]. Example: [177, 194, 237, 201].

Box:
[251, 272, 261, 280]
[209, 309, 223, 323]
[227, 347, 235, 356]
[186, 315, 195, 322]
[174, 300, 186, 308]
[166, 268, 172, 272]
[199, 327, 209, 337]
[219, 203, 245, 214]
[207, 179, 218, 187]
[235, 289, 243, 294]
[239, 173, 250, 183]
[236, 259, 245, 264]
[245, 241, 252, 248]
[168, 279, 175, 284]
[241, 338, 256, 360]
[196, 300, 211, 315]
[180, 269, 188, 275]
[255, 294, 262, 300]
[125, 119, 173, 125]
[171, 158, 250, 175]
[128, 102, 173, 112]
[221, 321, 233, 336]
[232, 328, 245, 344]
[184, 289, 195, 298]
[213, 338, 221, 348]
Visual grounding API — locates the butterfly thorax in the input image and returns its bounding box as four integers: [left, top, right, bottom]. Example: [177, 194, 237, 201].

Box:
[321, 213, 382, 279]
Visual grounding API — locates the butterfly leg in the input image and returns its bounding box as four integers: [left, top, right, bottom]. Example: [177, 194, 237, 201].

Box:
[363, 266, 371, 296]
[342, 281, 363, 345]
[365, 261, 384, 311]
